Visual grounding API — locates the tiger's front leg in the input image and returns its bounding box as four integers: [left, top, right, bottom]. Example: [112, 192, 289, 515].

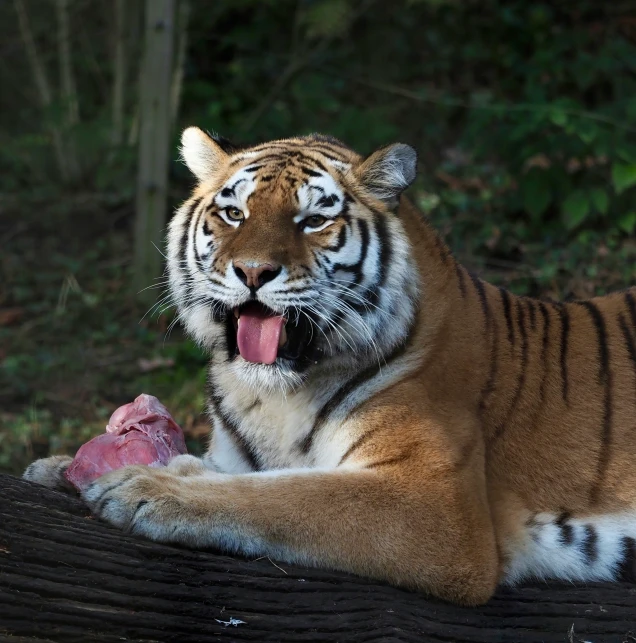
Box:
[83, 444, 499, 605]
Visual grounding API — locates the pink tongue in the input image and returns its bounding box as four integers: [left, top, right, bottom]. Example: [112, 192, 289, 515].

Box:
[237, 304, 285, 364]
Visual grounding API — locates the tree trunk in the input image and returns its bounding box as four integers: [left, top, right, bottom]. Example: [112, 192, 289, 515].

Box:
[1, 474, 634, 643]
[170, 0, 191, 127]
[111, 0, 127, 147]
[13, 0, 69, 182]
[56, 0, 81, 181]
[133, 0, 175, 304]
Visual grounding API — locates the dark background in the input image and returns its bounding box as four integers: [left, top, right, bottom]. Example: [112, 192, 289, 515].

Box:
[1, 0, 635, 474]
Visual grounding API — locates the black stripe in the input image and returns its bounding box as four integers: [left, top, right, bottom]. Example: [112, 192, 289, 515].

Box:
[351, 211, 391, 313]
[281, 149, 332, 173]
[366, 452, 413, 469]
[308, 145, 349, 161]
[331, 219, 369, 285]
[303, 156, 329, 174]
[472, 274, 495, 415]
[254, 144, 345, 167]
[300, 316, 417, 455]
[192, 206, 207, 270]
[478, 318, 499, 416]
[338, 427, 383, 466]
[469, 273, 491, 329]
[491, 297, 529, 442]
[178, 197, 203, 301]
[558, 304, 570, 404]
[372, 210, 392, 292]
[527, 298, 536, 331]
[500, 288, 515, 345]
[618, 313, 636, 389]
[579, 301, 610, 382]
[307, 133, 350, 150]
[580, 524, 598, 564]
[433, 233, 449, 264]
[456, 264, 467, 298]
[179, 197, 202, 266]
[538, 301, 551, 402]
[230, 153, 284, 167]
[618, 536, 636, 582]
[316, 194, 339, 208]
[206, 380, 260, 472]
[224, 177, 247, 195]
[556, 512, 575, 546]
[625, 291, 636, 329]
[202, 219, 213, 237]
[577, 300, 612, 504]
[327, 225, 347, 253]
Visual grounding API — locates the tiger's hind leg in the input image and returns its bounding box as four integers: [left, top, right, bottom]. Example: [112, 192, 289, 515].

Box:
[503, 511, 636, 584]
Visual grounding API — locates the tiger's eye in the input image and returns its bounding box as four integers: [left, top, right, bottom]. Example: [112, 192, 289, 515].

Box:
[226, 207, 244, 222]
[305, 215, 327, 228]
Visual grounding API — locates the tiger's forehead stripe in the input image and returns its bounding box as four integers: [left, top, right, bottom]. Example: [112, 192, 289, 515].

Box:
[227, 140, 354, 171]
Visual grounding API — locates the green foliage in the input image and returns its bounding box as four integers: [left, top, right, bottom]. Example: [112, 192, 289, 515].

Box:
[174, 0, 636, 281]
[2, 0, 635, 472]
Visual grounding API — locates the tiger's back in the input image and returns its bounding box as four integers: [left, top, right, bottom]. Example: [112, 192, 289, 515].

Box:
[395, 197, 636, 583]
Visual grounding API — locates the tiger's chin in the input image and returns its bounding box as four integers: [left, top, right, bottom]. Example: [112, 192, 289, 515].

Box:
[229, 357, 309, 394]
[224, 302, 321, 393]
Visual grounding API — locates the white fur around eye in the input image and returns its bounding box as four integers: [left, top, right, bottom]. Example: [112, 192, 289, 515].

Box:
[302, 218, 335, 233]
[218, 209, 243, 228]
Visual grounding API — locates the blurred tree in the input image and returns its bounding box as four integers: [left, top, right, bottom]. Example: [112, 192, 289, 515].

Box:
[134, 0, 176, 302]
[1, 0, 634, 296]
[13, 0, 70, 181]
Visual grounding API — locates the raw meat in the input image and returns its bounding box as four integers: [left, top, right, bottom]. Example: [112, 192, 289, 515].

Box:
[64, 394, 187, 491]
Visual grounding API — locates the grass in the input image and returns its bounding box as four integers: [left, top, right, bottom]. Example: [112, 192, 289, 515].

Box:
[0, 195, 209, 475]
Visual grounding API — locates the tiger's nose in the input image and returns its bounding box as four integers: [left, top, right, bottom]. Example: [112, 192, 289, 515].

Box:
[233, 261, 281, 290]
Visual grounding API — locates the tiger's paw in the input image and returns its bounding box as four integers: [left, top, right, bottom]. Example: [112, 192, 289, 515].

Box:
[82, 465, 204, 544]
[23, 456, 75, 493]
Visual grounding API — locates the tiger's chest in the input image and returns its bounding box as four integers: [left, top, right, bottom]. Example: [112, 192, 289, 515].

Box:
[205, 365, 352, 472]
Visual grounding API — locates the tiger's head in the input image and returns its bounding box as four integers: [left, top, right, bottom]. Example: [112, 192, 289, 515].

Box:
[167, 127, 419, 391]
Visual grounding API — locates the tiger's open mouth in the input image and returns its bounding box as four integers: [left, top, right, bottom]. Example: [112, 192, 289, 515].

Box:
[228, 302, 314, 365]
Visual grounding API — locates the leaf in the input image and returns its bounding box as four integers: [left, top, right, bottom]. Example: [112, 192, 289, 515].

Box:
[618, 212, 636, 235]
[589, 187, 609, 215]
[550, 110, 568, 127]
[575, 121, 598, 144]
[611, 163, 636, 194]
[562, 190, 590, 230]
[520, 169, 552, 219]
[616, 145, 636, 164]
[302, 0, 352, 39]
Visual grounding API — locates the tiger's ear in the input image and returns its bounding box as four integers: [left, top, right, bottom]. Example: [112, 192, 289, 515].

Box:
[180, 127, 230, 181]
[355, 143, 418, 205]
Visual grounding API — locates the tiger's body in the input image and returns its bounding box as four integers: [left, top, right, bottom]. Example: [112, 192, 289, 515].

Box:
[24, 129, 636, 605]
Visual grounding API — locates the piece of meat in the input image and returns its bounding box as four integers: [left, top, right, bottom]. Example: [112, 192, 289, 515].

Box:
[64, 394, 187, 491]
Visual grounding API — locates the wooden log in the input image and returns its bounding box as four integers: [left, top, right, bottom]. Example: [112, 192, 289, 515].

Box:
[1, 473, 635, 643]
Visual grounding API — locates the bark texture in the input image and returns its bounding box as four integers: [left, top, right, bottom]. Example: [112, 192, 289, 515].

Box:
[1, 474, 635, 643]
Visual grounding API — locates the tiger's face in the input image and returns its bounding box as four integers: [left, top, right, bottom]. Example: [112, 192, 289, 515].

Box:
[167, 128, 419, 391]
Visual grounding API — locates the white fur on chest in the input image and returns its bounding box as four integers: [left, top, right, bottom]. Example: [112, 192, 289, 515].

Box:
[207, 363, 352, 471]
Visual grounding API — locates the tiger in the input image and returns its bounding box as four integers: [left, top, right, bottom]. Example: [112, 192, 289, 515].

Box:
[23, 126, 636, 606]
